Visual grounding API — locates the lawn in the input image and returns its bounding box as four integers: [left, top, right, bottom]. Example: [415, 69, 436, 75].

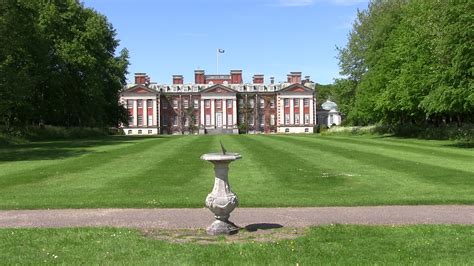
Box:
[1, 225, 472, 264]
[0, 134, 472, 209]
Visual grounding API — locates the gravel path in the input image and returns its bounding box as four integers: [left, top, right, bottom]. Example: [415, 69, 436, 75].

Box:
[0, 205, 472, 229]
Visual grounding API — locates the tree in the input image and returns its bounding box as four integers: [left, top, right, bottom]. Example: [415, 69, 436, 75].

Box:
[0, 0, 129, 131]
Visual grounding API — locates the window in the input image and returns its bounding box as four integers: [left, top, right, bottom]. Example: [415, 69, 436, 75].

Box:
[205, 114, 211, 126]
[184, 117, 189, 126]
[138, 130, 142, 134]
[249, 99, 255, 108]
[194, 99, 199, 109]
[227, 114, 233, 125]
[270, 99, 275, 108]
[137, 100, 143, 108]
[239, 98, 244, 106]
[249, 114, 254, 126]
[147, 99, 153, 108]
[259, 114, 265, 126]
[216, 100, 221, 109]
[259, 99, 265, 108]
[163, 114, 168, 126]
[173, 116, 178, 126]
[137, 115, 143, 126]
[227, 99, 232, 108]
[294, 99, 299, 107]
[305, 128, 309, 133]
[270, 114, 275, 126]
[148, 115, 153, 126]
[284, 99, 289, 107]
[127, 100, 133, 109]
[128, 115, 134, 125]
[173, 99, 178, 109]
[205, 100, 210, 108]
[304, 98, 309, 107]
[148, 130, 153, 134]
[128, 130, 132, 134]
[304, 114, 310, 125]
[294, 114, 300, 125]
[285, 128, 289, 133]
[184, 99, 189, 109]
[285, 113, 290, 124]
[239, 114, 244, 123]
[329, 115, 334, 125]
[162, 101, 168, 109]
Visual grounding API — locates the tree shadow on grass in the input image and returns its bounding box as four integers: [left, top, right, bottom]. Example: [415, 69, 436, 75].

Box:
[0, 136, 161, 162]
[443, 142, 474, 149]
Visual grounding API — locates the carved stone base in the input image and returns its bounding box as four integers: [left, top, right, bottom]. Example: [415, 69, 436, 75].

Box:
[207, 219, 239, 235]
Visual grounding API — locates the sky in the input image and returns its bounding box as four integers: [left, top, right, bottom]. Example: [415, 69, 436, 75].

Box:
[82, 0, 369, 85]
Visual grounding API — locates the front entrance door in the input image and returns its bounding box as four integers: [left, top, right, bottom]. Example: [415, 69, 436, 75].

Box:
[216, 112, 222, 128]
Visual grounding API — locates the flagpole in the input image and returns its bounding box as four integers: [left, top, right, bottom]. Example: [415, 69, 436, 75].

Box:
[216, 49, 219, 74]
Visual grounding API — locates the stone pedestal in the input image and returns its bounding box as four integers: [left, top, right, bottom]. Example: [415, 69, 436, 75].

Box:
[201, 152, 241, 235]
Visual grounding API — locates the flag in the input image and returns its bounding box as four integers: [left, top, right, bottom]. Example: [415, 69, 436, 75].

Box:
[218, 49, 225, 53]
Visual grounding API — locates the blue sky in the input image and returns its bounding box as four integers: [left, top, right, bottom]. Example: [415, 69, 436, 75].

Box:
[82, 0, 369, 84]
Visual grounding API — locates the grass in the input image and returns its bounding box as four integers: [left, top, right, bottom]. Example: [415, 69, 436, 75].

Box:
[0, 225, 472, 264]
[0, 134, 472, 209]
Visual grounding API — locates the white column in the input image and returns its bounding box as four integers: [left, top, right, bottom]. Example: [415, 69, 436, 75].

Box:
[211, 99, 215, 126]
[279, 98, 284, 126]
[223, 100, 227, 128]
[200, 99, 205, 126]
[153, 99, 157, 126]
[143, 99, 148, 126]
[309, 97, 314, 125]
[289, 98, 294, 124]
[133, 100, 138, 126]
[299, 98, 304, 125]
[232, 99, 237, 127]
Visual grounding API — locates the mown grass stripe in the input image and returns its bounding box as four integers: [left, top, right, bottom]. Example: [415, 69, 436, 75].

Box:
[315, 135, 473, 161]
[274, 135, 473, 188]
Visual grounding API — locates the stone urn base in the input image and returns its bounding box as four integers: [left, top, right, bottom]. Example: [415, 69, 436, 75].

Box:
[207, 219, 239, 235]
[201, 151, 242, 236]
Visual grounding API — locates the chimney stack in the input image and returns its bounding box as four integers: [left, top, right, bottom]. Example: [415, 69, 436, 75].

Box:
[303, 75, 311, 84]
[230, 70, 243, 84]
[252, 74, 264, 84]
[194, 70, 205, 84]
[289, 72, 302, 84]
[270, 77, 275, 84]
[134, 73, 148, 85]
[172, 75, 183, 84]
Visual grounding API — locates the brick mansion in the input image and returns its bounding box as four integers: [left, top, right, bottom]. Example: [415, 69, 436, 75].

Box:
[120, 70, 327, 135]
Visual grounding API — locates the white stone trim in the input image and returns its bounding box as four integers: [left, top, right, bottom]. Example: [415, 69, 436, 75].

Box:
[133, 100, 138, 126]
[289, 98, 294, 125]
[211, 100, 215, 126]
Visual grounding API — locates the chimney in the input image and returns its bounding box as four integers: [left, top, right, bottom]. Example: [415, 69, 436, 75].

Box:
[287, 74, 292, 83]
[230, 70, 243, 84]
[252, 74, 264, 84]
[172, 75, 183, 84]
[194, 70, 205, 84]
[270, 77, 275, 84]
[289, 72, 302, 84]
[134, 73, 147, 85]
[303, 75, 311, 84]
